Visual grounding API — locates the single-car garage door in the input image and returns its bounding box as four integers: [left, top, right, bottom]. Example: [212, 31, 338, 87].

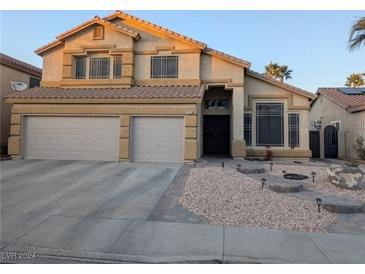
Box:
[23, 116, 120, 161]
[132, 117, 184, 163]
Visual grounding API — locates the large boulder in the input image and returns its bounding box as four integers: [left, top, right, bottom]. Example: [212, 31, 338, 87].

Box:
[327, 164, 365, 190]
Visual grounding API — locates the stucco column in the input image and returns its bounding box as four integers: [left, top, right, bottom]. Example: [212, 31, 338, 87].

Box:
[231, 86, 246, 158]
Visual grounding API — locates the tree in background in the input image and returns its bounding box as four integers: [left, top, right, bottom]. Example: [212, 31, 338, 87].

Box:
[264, 62, 292, 83]
[348, 17, 365, 51]
[345, 73, 365, 88]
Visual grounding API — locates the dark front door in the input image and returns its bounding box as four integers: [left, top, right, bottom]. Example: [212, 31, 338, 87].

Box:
[203, 115, 230, 155]
[324, 125, 338, 158]
[309, 131, 320, 158]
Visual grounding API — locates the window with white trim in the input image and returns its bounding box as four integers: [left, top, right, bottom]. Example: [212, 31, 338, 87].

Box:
[288, 113, 300, 148]
[256, 102, 284, 146]
[244, 113, 252, 146]
[150, 56, 178, 78]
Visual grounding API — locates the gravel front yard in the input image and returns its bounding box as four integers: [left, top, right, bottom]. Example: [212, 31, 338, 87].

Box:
[267, 163, 365, 201]
[178, 167, 336, 232]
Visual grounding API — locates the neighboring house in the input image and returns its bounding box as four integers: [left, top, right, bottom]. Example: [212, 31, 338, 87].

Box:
[5, 11, 315, 163]
[0, 53, 42, 155]
[309, 87, 365, 160]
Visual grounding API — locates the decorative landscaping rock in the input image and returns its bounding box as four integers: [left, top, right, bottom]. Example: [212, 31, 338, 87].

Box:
[327, 165, 365, 190]
[237, 167, 265, 174]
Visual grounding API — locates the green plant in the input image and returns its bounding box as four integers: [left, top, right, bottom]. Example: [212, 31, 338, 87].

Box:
[353, 136, 365, 160]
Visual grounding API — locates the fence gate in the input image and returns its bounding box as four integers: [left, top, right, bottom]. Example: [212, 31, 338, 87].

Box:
[324, 125, 338, 158]
[309, 131, 320, 158]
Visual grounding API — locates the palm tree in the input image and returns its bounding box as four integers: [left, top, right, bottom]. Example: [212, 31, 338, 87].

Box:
[348, 17, 365, 51]
[277, 65, 293, 82]
[264, 62, 280, 79]
[345, 73, 364, 88]
[264, 62, 293, 82]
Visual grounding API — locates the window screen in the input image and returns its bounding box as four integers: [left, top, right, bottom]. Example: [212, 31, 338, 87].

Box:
[288, 113, 300, 148]
[113, 57, 122, 79]
[256, 103, 284, 146]
[150, 56, 178, 78]
[244, 113, 252, 146]
[89, 58, 110, 79]
[75, 57, 86, 79]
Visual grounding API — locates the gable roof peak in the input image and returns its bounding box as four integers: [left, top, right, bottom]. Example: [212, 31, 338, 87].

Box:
[35, 15, 141, 56]
[104, 10, 251, 68]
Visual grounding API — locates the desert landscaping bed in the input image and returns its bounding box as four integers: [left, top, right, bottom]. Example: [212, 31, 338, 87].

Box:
[266, 163, 365, 201]
[178, 167, 336, 232]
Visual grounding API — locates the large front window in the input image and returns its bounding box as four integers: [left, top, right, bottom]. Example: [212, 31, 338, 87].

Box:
[256, 103, 284, 146]
[151, 56, 178, 78]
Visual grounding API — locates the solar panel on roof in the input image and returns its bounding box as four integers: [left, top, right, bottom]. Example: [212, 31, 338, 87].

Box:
[338, 88, 365, 95]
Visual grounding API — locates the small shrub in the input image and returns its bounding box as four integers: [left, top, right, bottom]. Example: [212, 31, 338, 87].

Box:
[353, 136, 365, 160]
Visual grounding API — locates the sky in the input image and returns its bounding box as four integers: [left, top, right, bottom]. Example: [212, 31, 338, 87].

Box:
[0, 10, 364, 92]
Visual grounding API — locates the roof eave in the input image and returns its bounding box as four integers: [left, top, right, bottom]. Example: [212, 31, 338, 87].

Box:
[5, 98, 203, 104]
[247, 70, 316, 100]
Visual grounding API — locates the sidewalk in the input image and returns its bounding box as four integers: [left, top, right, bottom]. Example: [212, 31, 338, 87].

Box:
[1, 220, 365, 263]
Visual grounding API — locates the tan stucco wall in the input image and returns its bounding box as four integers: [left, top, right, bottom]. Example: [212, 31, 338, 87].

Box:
[243, 75, 311, 157]
[201, 53, 244, 84]
[8, 103, 199, 162]
[310, 95, 365, 159]
[0, 65, 40, 153]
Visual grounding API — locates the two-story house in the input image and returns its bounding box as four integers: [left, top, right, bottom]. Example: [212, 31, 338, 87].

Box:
[5, 11, 316, 162]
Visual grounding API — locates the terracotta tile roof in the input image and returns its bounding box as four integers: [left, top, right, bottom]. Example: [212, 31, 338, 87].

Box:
[105, 11, 251, 68]
[205, 47, 251, 67]
[317, 88, 365, 113]
[0, 53, 42, 77]
[247, 70, 316, 99]
[104, 11, 207, 49]
[5, 86, 205, 101]
[35, 17, 141, 56]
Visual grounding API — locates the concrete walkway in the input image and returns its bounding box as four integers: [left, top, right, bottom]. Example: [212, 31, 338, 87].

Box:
[1, 220, 365, 263]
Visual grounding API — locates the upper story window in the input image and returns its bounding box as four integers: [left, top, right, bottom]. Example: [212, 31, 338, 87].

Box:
[150, 56, 178, 78]
[75, 57, 86, 79]
[89, 58, 110, 79]
[73, 56, 121, 80]
[113, 57, 122, 79]
[93, 25, 104, 40]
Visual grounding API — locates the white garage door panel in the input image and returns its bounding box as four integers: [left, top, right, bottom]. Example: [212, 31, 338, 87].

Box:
[23, 116, 120, 161]
[132, 117, 184, 163]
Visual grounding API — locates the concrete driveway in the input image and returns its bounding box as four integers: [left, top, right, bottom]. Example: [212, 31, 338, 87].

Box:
[0, 160, 180, 260]
[2, 160, 365, 263]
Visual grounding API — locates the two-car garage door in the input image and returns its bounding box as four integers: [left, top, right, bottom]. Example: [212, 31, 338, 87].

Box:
[23, 116, 120, 161]
[22, 116, 184, 163]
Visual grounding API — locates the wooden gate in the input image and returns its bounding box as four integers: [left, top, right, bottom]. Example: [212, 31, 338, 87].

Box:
[324, 125, 338, 158]
[309, 131, 320, 158]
